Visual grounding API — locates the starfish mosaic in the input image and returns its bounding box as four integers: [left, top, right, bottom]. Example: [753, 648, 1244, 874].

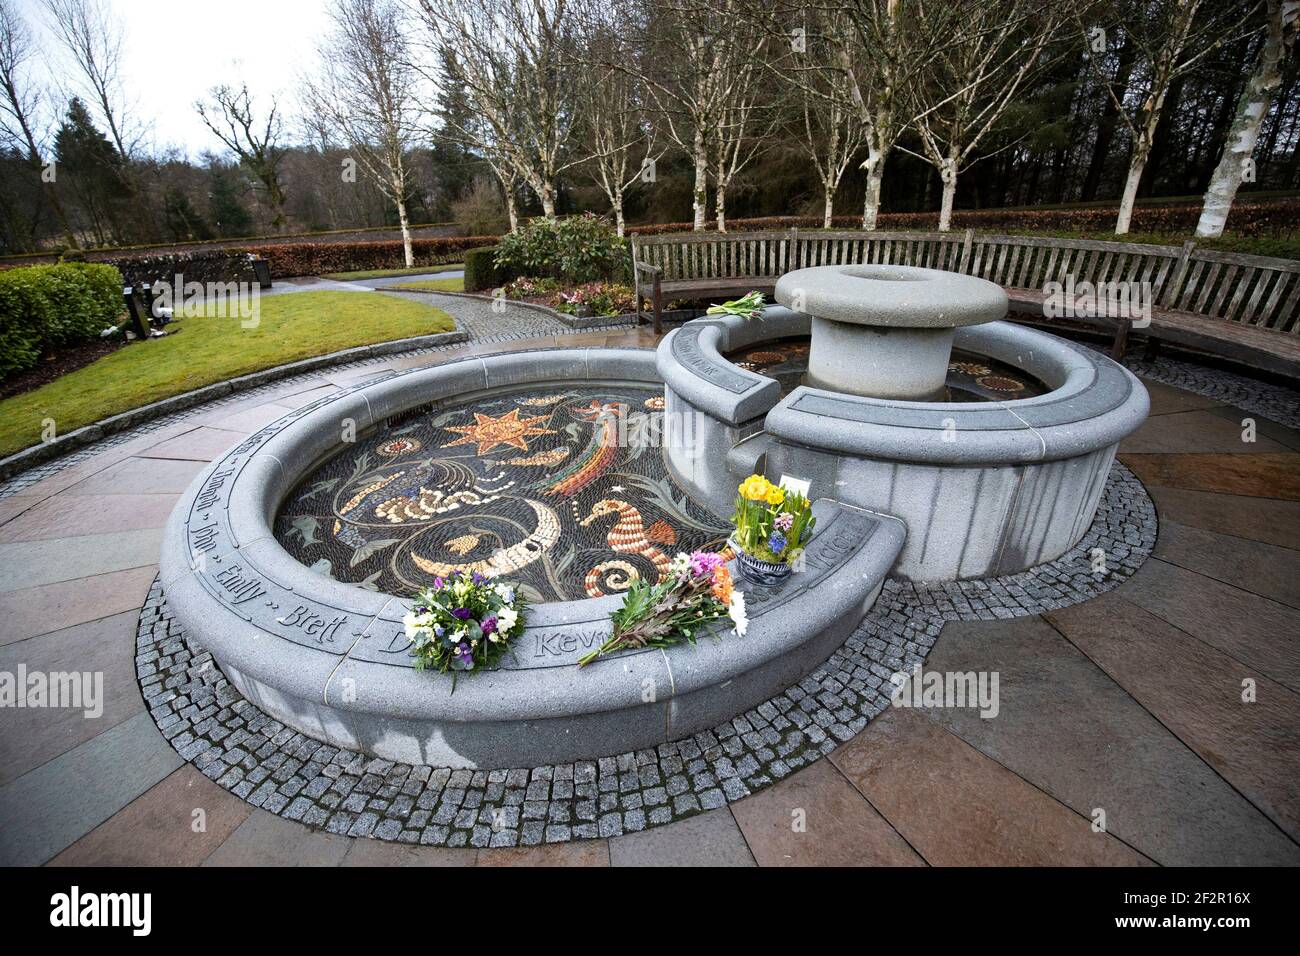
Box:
[440, 408, 557, 456]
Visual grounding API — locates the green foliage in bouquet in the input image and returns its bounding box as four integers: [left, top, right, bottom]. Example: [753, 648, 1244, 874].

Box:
[578, 551, 747, 667]
[705, 290, 765, 321]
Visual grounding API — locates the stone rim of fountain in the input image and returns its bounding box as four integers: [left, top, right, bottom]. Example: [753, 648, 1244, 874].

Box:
[158, 347, 905, 768]
[775, 263, 1009, 328]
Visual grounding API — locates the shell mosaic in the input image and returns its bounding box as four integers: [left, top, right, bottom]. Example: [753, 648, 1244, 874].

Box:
[274, 384, 731, 604]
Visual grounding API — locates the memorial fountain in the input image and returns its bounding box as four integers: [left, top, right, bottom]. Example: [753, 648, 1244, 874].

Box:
[159, 265, 1147, 767]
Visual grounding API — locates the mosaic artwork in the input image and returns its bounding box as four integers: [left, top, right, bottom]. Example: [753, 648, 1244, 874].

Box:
[725, 336, 1049, 401]
[275, 384, 731, 603]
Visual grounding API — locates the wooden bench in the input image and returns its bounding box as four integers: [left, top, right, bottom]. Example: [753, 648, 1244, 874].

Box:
[629, 228, 1300, 379]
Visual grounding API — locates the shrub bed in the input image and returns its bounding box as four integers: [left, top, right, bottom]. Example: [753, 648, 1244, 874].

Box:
[0, 262, 123, 379]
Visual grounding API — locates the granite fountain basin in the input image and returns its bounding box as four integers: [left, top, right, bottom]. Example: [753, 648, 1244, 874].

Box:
[658, 305, 1149, 581]
[159, 348, 904, 768]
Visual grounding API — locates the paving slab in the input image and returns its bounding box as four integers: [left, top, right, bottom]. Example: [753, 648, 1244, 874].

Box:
[57, 456, 208, 496]
[0, 711, 182, 866]
[1121, 558, 1300, 690]
[730, 758, 923, 867]
[477, 841, 610, 867]
[830, 708, 1152, 866]
[1119, 409, 1289, 455]
[200, 402, 299, 434]
[608, 809, 756, 867]
[1046, 593, 1300, 844]
[201, 809, 351, 867]
[924, 615, 1300, 866]
[342, 840, 478, 867]
[136, 426, 249, 462]
[1203, 403, 1300, 451]
[47, 766, 251, 866]
[1153, 520, 1300, 609]
[1121, 452, 1300, 500]
[0, 492, 179, 543]
[1139, 379, 1227, 417]
[1146, 485, 1300, 550]
[0, 610, 144, 786]
[0, 528, 163, 592]
[0, 495, 38, 527]
[0, 565, 157, 646]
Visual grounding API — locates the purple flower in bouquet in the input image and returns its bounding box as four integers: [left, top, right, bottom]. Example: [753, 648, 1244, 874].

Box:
[432, 576, 444, 590]
[456, 643, 474, 667]
[774, 511, 794, 532]
[768, 530, 787, 554]
[472, 571, 486, 585]
[452, 607, 471, 620]
[481, 616, 498, 634]
[689, 550, 724, 577]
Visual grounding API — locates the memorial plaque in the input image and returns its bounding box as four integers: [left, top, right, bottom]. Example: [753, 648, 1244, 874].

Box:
[672, 325, 758, 395]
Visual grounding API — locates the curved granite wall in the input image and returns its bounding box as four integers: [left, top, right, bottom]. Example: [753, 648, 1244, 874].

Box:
[658, 309, 1149, 580]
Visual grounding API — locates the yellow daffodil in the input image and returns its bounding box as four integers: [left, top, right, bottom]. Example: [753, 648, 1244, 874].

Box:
[739, 475, 770, 501]
[765, 486, 785, 506]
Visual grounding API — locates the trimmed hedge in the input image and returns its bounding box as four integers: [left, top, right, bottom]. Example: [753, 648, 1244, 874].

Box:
[627, 198, 1300, 239]
[463, 245, 524, 292]
[0, 262, 123, 379]
[235, 236, 496, 278]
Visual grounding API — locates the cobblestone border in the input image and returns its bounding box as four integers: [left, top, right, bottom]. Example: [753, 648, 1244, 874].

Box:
[135, 462, 1155, 847]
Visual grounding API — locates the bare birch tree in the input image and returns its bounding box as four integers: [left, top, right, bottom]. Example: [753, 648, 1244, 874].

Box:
[1081, 0, 1261, 234]
[196, 83, 289, 230]
[416, 0, 583, 220]
[572, 23, 660, 236]
[783, 9, 867, 227]
[0, 0, 78, 247]
[303, 0, 423, 265]
[757, 0, 961, 229]
[609, 0, 765, 231]
[906, 0, 1059, 231]
[41, 0, 141, 161]
[1196, 0, 1299, 237]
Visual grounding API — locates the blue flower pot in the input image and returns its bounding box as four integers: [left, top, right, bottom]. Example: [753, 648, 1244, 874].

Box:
[729, 539, 792, 587]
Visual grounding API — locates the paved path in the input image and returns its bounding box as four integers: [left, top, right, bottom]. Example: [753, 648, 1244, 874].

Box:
[0, 327, 1297, 865]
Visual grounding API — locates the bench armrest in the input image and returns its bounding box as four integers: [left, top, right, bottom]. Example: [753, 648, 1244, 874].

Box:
[634, 262, 662, 279]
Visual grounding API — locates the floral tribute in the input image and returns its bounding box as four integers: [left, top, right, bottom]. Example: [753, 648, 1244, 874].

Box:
[580, 550, 747, 667]
[706, 290, 765, 320]
[731, 474, 816, 564]
[403, 571, 528, 674]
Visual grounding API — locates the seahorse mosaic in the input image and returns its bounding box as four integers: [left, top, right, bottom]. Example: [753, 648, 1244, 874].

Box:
[274, 384, 730, 603]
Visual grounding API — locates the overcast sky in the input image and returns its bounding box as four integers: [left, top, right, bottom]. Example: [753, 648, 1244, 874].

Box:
[24, 0, 335, 158]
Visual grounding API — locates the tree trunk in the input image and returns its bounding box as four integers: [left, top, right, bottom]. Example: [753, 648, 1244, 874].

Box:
[716, 181, 728, 233]
[1115, 137, 1150, 235]
[538, 181, 556, 219]
[862, 150, 884, 230]
[613, 190, 625, 237]
[937, 157, 958, 232]
[505, 187, 519, 233]
[396, 194, 414, 267]
[692, 128, 708, 231]
[1196, 0, 1296, 238]
[822, 179, 835, 228]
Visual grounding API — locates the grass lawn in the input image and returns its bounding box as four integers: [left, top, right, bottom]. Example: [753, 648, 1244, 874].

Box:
[0, 291, 455, 459]
[391, 276, 466, 292]
[323, 264, 464, 280]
